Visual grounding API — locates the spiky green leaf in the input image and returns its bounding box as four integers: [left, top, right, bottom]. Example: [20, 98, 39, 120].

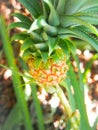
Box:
[11, 33, 29, 41]
[8, 22, 30, 30]
[64, 0, 86, 14]
[34, 43, 48, 51]
[74, 11, 98, 25]
[71, 28, 98, 51]
[58, 28, 98, 51]
[47, 37, 58, 55]
[21, 37, 34, 52]
[78, 0, 98, 12]
[41, 51, 48, 62]
[12, 13, 32, 25]
[56, 0, 66, 14]
[64, 0, 98, 14]
[60, 15, 98, 36]
[58, 38, 70, 57]
[17, 0, 42, 18]
[43, 0, 60, 26]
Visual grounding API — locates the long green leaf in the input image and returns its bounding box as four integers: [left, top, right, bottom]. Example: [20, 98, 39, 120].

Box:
[8, 22, 30, 30]
[67, 40, 84, 93]
[61, 79, 76, 111]
[64, 0, 86, 14]
[75, 11, 98, 25]
[17, 0, 42, 18]
[83, 53, 98, 82]
[47, 36, 58, 55]
[58, 38, 70, 58]
[68, 64, 91, 130]
[43, 0, 60, 26]
[12, 13, 32, 25]
[31, 84, 45, 130]
[84, 6, 98, 12]
[0, 16, 33, 130]
[60, 15, 98, 36]
[56, 0, 66, 14]
[65, 0, 98, 14]
[71, 28, 98, 51]
[58, 28, 98, 51]
[78, 0, 98, 12]
[11, 33, 29, 41]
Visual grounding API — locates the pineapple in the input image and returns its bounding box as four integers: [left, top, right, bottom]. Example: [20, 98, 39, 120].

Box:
[27, 49, 68, 87]
[10, 0, 98, 88]
[9, 0, 98, 129]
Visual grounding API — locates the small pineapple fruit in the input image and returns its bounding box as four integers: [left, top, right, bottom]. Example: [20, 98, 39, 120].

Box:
[27, 49, 68, 87]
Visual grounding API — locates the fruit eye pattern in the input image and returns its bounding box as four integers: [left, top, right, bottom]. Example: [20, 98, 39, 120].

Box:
[28, 58, 68, 87]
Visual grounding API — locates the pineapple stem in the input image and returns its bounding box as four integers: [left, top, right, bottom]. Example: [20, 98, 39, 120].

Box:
[56, 83, 72, 117]
[56, 84, 80, 130]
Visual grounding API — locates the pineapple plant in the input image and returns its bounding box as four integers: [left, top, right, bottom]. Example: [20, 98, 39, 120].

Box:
[10, 0, 98, 87]
[8, 0, 98, 130]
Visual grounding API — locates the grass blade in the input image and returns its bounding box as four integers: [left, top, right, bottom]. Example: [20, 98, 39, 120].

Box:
[0, 16, 33, 130]
[31, 83, 45, 130]
[68, 64, 91, 130]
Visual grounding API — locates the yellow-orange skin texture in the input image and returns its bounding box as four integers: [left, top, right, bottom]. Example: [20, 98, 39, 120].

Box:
[28, 58, 68, 87]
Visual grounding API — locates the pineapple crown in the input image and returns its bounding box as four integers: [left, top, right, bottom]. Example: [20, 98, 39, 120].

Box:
[9, 0, 98, 63]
